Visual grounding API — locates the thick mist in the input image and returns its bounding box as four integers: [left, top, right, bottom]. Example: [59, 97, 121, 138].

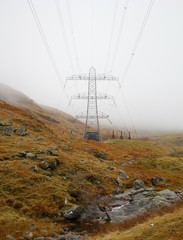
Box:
[0, 0, 183, 134]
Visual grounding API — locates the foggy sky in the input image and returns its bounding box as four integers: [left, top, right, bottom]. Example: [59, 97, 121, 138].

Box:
[0, 0, 183, 134]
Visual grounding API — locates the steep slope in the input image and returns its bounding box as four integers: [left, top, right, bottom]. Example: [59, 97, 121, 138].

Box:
[0, 83, 42, 112]
[0, 83, 84, 135]
[40, 104, 84, 136]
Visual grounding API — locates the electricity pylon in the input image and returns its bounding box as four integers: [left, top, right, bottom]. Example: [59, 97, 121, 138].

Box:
[66, 67, 119, 141]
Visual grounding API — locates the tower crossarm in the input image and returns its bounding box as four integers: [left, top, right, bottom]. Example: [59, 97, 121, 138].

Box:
[76, 111, 112, 125]
[96, 74, 119, 81]
[69, 92, 116, 105]
[96, 74, 120, 87]
[76, 112, 110, 119]
[66, 74, 120, 86]
[70, 92, 115, 100]
[66, 74, 89, 81]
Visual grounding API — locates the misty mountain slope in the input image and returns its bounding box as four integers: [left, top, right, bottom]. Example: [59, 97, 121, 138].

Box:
[40, 104, 84, 135]
[0, 83, 84, 135]
[0, 82, 42, 112]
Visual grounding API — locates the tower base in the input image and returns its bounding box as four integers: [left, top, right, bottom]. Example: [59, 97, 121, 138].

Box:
[84, 132, 101, 141]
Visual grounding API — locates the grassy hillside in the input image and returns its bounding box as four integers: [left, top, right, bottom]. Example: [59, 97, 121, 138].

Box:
[0, 86, 183, 239]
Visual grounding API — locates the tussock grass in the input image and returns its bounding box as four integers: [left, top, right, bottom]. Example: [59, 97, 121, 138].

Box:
[1, 101, 183, 238]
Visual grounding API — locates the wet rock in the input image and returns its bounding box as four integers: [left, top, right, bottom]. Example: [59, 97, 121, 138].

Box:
[33, 237, 45, 240]
[15, 127, 27, 136]
[33, 165, 39, 173]
[39, 161, 49, 170]
[64, 205, 84, 220]
[114, 177, 123, 188]
[107, 165, 116, 171]
[39, 149, 52, 155]
[86, 175, 100, 185]
[56, 233, 82, 240]
[148, 196, 170, 209]
[45, 168, 53, 177]
[158, 189, 178, 202]
[113, 192, 132, 201]
[133, 179, 145, 190]
[22, 232, 33, 239]
[120, 161, 126, 167]
[113, 187, 120, 194]
[26, 152, 36, 159]
[18, 150, 27, 158]
[78, 188, 183, 224]
[48, 160, 58, 171]
[4, 126, 15, 136]
[27, 180, 34, 185]
[39, 148, 59, 156]
[93, 151, 106, 160]
[119, 170, 129, 179]
[151, 177, 167, 186]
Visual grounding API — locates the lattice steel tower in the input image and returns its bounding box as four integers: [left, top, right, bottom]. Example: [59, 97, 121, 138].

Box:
[67, 67, 119, 141]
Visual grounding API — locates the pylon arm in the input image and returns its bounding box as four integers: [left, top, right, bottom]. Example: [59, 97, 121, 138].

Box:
[76, 112, 110, 119]
[96, 74, 118, 81]
[66, 74, 89, 81]
[69, 92, 116, 105]
[70, 92, 115, 100]
[66, 74, 119, 82]
[96, 74, 120, 87]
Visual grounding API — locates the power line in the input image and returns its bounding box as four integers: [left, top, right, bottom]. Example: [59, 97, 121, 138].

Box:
[119, 0, 155, 86]
[90, 0, 94, 66]
[27, 0, 65, 89]
[120, 89, 137, 137]
[104, 0, 119, 73]
[114, 103, 129, 133]
[66, 0, 82, 72]
[55, 0, 75, 73]
[110, 0, 129, 72]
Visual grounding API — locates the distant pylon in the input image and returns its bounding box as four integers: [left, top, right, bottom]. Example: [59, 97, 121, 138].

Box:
[120, 130, 123, 139]
[128, 131, 131, 140]
[66, 67, 119, 141]
[84, 67, 99, 140]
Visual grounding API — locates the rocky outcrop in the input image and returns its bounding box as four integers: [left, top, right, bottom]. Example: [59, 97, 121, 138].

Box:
[39, 160, 58, 171]
[22, 232, 83, 240]
[119, 170, 129, 179]
[133, 179, 145, 190]
[3, 126, 28, 136]
[86, 175, 100, 185]
[15, 127, 27, 136]
[93, 151, 106, 160]
[64, 205, 84, 220]
[78, 187, 183, 223]
[151, 177, 167, 186]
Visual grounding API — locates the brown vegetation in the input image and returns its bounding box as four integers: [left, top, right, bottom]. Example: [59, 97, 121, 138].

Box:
[0, 100, 183, 239]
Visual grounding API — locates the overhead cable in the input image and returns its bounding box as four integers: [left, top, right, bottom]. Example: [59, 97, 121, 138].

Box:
[120, 0, 155, 86]
[66, 0, 82, 72]
[104, 0, 119, 73]
[110, 0, 129, 72]
[27, 0, 65, 89]
[120, 89, 138, 137]
[55, 0, 75, 73]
